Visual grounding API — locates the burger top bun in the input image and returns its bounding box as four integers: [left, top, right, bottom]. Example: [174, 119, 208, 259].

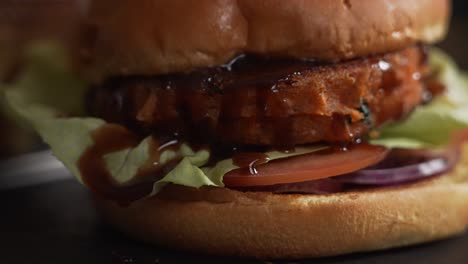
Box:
[80, 0, 450, 80]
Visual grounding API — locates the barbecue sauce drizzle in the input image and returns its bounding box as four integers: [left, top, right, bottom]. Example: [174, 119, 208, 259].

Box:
[78, 124, 362, 205]
[80, 47, 438, 205]
[232, 152, 271, 175]
[78, 124, 182, 205]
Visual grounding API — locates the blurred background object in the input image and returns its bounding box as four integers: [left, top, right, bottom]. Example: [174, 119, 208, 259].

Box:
[0, 0, 466, 159]
[0, 0, 82, 159]
[0, 0, 82, 81]
[439, 0, 468, 69]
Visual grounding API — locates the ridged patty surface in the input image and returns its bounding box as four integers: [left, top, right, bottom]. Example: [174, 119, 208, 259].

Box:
[88, 46, 427, 146]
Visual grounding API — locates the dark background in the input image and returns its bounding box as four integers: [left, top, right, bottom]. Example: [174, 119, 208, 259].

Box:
[451, 0, 468, 17]
[440, 0, 468, 69]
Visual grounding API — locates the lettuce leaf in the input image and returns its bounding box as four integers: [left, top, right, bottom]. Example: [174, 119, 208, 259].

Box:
[3, 43, 468, 200]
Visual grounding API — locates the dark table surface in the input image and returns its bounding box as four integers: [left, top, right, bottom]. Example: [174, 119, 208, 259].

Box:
[1, 152, 468, 264]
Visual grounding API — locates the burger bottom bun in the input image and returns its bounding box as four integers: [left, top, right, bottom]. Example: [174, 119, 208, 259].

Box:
[95, 144, 468, 259]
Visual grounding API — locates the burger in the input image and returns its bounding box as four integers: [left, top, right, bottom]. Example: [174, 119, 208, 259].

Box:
[4, 0, 468, 259]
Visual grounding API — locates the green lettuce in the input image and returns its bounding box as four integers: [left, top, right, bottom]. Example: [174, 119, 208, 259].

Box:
[3, 43, 468, 199]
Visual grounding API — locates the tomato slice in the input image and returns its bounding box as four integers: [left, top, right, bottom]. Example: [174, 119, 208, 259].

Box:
[223, 143, 389, 187]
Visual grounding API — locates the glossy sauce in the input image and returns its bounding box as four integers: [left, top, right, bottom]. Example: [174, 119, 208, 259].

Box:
[228, 144, 355, 177]
[133, 137, 182, 182]
[78, 124, 299, 204]
[232, 152, 271, 175]
[78, 125, 182, 205]
[425, 81, 446, 100]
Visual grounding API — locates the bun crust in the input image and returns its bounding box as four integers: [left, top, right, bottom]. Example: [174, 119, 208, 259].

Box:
[81, 0, 450, 79]
[95, 145, 468, 259]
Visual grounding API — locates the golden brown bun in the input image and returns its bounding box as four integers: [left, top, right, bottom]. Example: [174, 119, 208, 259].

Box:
[80, 0, 450, 80]
[95, 144, 468, 259]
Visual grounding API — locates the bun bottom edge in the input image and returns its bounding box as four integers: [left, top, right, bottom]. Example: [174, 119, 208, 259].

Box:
[94, 147, 468, 259]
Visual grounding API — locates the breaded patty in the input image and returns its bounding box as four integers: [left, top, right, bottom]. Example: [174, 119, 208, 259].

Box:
[88, 46, 428, 146]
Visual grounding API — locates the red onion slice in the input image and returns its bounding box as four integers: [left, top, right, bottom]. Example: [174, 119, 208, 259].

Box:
[334, 148, 460, 185]
[231, 129, 468, 192]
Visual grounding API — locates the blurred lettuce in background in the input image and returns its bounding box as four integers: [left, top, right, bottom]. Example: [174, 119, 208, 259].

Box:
[0, 0, 81, 158]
